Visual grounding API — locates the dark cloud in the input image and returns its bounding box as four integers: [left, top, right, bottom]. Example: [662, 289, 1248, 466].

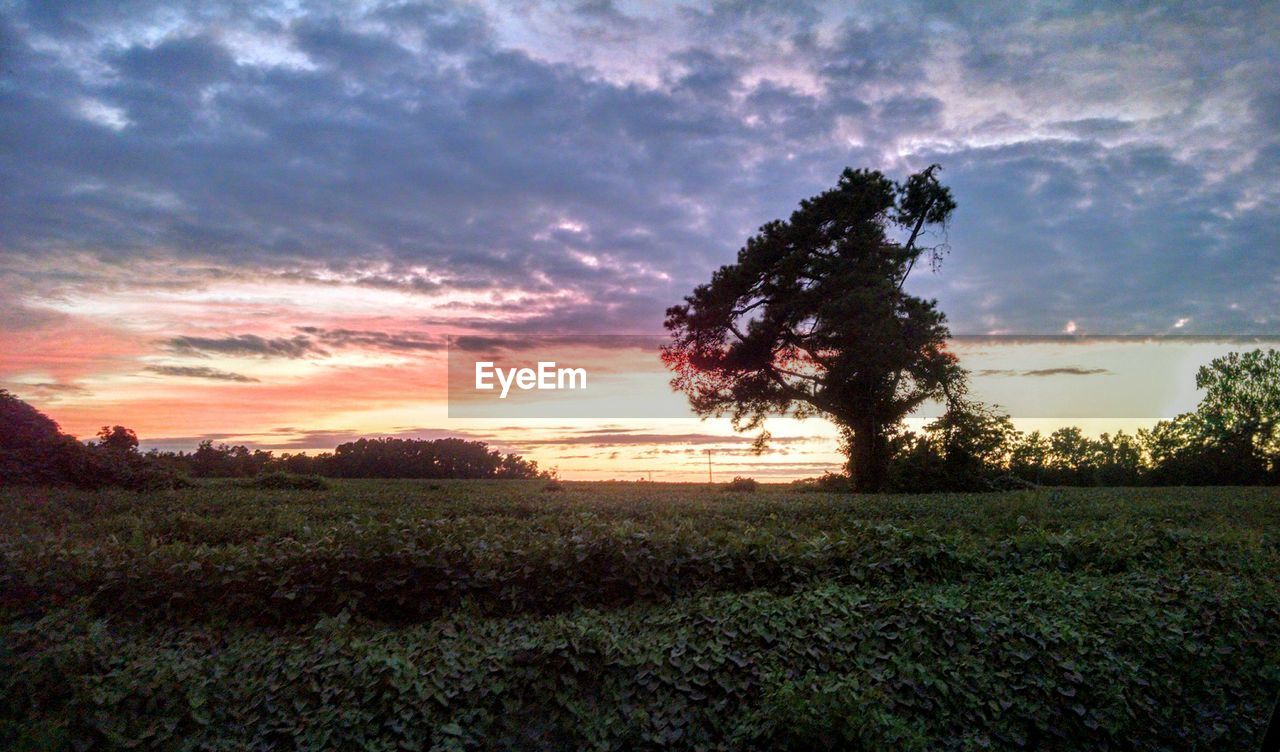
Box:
[253, 427, 492, 450]
[164, 334, 323, 358]
[7, 382, 91, 400]
[144, 365, 260, 382]
[139, 426, 497, 452]
[295, 327, 445, 352]
[516, 430, 812, 447]
[976, 367, 1112, 378]
[163, 328, 450, 359]
[1021, 367, 1111, 377]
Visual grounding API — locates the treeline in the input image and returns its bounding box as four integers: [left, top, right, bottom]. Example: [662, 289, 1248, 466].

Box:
[880, 349, 1279, 492]
[157, 437, 546, 480]
[0, 391, 546, 488]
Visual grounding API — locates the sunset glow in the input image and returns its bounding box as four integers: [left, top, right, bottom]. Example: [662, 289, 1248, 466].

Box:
[3, 2, 1276, 480]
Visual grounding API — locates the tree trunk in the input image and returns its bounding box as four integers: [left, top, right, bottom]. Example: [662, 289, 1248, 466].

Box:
[846, 415, 887, 493]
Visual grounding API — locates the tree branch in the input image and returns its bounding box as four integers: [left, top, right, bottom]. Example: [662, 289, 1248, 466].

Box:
[896, 198, 934, 290]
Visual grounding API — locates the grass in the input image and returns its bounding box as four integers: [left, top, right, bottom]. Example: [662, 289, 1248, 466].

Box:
[1, 481, 1278, 749]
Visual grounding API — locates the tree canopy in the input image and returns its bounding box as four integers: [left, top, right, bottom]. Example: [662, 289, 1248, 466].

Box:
[663, 165, 961, 491]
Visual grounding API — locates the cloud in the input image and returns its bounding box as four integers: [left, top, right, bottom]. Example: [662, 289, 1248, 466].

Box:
[164, 334, 324, 358]
[5, 382, 91, 400]
[252, 427, 492, 450]
[0, 0, 1276, 390]
[515, 430, 813, 447]
[976, 367, 1112, 378]
[144, 365, 260, 382]
[140, 426, 496, 452]
[1020, 367, 1111, 377]
[295, 327, 444, 352]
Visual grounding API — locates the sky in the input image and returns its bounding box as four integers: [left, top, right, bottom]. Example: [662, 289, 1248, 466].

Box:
[1, 0, 1277, 479]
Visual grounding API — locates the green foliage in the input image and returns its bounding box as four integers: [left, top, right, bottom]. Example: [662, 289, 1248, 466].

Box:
[0, 482, 1277, 750]
[238, 472, 330, 491]
[722, 476, 758, 492]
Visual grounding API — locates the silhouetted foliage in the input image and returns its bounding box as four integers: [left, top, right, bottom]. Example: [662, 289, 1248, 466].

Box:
[0, 392, 543, 488]
[165, 436, 545, 480]
[1123, 352, 1278, 486]
[820, 348, 1280, 492]
[95, 425, 139, 454]
[887, 398, 1015, 493]
[323, 437, 544, 479]
[0, 389, 76, 485]
[664, 166, 962, 492]
[722, 476, 759, 492]
[790, 472, 853, 493]
[0, 391, 186, 490]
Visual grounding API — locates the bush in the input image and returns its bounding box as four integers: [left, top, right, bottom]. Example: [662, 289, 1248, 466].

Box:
[239, 472, 329, 491]
[791, 472, 851, 493]
[723, 476, 759, 492]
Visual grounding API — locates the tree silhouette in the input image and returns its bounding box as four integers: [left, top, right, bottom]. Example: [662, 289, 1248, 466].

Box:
[1, 389, 73, 484]
[663, 166, 961, 491]
[1140, 348, 1280, 485]
[96, 425, 139, 454]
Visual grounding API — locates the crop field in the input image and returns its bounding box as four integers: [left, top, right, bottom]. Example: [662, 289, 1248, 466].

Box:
[2, 481, 1278, 750]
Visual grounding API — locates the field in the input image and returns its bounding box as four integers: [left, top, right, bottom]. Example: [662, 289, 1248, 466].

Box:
[2, 481, 1278, 750]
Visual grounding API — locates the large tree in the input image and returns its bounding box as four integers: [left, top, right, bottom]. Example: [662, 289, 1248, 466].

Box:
[663, 166, 962, 492]
[1195, 349, 1280, 464]
[1142, 348, 1280, 485]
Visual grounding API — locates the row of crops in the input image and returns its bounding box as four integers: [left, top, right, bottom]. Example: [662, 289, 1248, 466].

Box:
[2, 481, 1279, 749]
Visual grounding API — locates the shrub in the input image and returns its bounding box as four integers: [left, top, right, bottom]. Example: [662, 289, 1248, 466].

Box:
[723, 476, 759, 492]
[239, 472, 329, 491]
[791, 472, 851, 493]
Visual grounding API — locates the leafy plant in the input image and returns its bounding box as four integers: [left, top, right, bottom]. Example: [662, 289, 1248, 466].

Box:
[238, 472, 329, 491]
[1, 482, 1277, 750]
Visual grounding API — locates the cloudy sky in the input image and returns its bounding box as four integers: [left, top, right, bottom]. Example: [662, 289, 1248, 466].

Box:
[1, 1, 1277, 478]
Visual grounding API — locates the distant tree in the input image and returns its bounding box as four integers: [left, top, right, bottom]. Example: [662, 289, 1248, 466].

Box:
[1194, 349, 1279, 480]
[1009, 430, 1050, 484]
[1096, 431, 1142, 486]
[664, 166, 962, 492]
[96, 425, 139, 454]
[887, 398, 1014, 492]
[1047, 427, 1098, 484]
[326, 437, 543, 480]
[1136, 349, 1278, 486]
[190, 440, 230, 477]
